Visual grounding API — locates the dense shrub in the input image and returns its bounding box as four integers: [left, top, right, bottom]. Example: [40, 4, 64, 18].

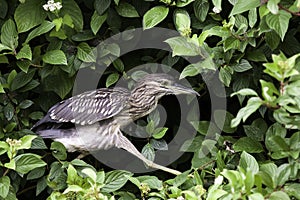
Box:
[0, 0, 300, 199]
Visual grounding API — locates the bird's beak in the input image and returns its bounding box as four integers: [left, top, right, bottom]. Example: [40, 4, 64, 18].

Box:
[170, 83, 200, 96]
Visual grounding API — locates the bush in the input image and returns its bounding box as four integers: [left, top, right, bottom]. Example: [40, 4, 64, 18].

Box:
[0, 0, 300, 199]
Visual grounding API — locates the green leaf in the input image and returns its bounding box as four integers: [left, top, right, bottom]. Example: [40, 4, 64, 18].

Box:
[232, 59, 253, 72]
[194, 0, 209, 22]
[50, 141, 67, 160]
[219, 66, 232, 87]
[266, 10, 292, 41]
[239, 151, 259, 173]
[4, 103, 14, 121]
[230, 0, 260, 16]
[16, 44, 32, 60]
[233, 137, 264, 153]
[153, 127, 168, 139]
[10, 69, 35, 91]
[106, 73, 119, 87]
[231, 88, 258, 97]
[137, 176, 163, 190]
[174, 9, 191, 36]
[267, 0, 280, 14]
[17, 135, 37, 150]
[91, 11, 107, 35]
[143, 6, 169, 29]
[102, 170, 133, 193]
[1, 19, 18, 50]
[231, 97, 262, 127]
[214, 110, 236, 133]
[77, 42, 96, 62]
[165, 36, 200, 56]
[115, 2, 139, 18]
[60, 0, 83, 31]
[19, 99, 34, 109]
[277, 164, 290, 186]
[15, 153, 47, 174]
[82, 168, 97, 182]
[27, 167, 45, 180]
[14, 0, 47, 33]
[43, 50, 67, 65]
[24, 21, 55, 44]
[43, 73, 73, 99]
[248, 8, 257, 28]
[269, 191, 290, 200]
[150, 139, 168, 150]
[95, 0, 111, 15]
[142, 143, 155, 162]
[0, 176, 10, 198]
[0, 0, 8, 19]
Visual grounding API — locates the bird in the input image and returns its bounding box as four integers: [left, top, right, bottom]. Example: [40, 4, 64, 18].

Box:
[32, 73, 199, 175]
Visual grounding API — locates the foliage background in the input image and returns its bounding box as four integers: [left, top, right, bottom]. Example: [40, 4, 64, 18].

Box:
[0, 0, 300, 199]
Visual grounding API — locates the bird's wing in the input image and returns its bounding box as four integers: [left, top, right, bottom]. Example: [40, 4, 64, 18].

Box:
[41, 87, 129, 126]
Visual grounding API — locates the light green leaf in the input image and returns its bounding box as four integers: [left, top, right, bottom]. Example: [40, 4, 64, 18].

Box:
[17, 135, 37, 150]
[91, 11, 107, 35]
[102, 170, 133, 193]
[82, 168, 97, 182]
[0, 176, 10, 198]
[231, 97, 262, 127]
[239, 151, 259, 173]
[230, 0, 260, 16]
[165, 36, 201, 56]
[143, 6, 169, 29]
[14, 0, 47, 33]
[24, 21, 55, 44]
[232, 59, 253, 72]
[153, 127, 168, 139]
[174, 9, 191, 36]
[266, 10, 292, 41]
[267, 0, 280, 14]
[269, 191, 290, 200]
[115, 2, 139, 18]
[43, 50, 67, 65]
[16, 44, 32, 60]
[231, 88, 258, 97]
[15, 153, 47, 174]
[106, 73, 119, 87]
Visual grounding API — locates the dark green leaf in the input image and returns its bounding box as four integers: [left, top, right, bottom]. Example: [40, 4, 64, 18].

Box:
[43, 73, 73, 99]
[95, 0, 111, 15]
[19, 100, 33, 109]
[232, 59, 253, 72]
[0, 0, 8, 19]
[233, 137, 264, 153]
[60, 0, 83, 31]
[115, 2, 139, 18]
[77, 42, 96, 62]
[142, 143, 155, 162]
[50, 141, 67, 160]
[14, 0, 47, 33]
[4, 103, 14, 121]
[214, 110, 236, 133]
[27, 167, 45, 180]
[10, 69, 35, 91]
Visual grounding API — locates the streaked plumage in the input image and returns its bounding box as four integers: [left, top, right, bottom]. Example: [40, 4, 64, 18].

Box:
[32, 73, 198, 175]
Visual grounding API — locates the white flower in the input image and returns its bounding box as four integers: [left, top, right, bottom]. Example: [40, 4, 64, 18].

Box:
[43, 0, 62, 12]
[212, 6, 221, 14]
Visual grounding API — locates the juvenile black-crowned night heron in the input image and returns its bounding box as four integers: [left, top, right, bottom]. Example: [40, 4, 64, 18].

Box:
[32, 73, 198, 175]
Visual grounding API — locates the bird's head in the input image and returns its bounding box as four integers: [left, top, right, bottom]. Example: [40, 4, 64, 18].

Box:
[134, 73, 199, 97]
